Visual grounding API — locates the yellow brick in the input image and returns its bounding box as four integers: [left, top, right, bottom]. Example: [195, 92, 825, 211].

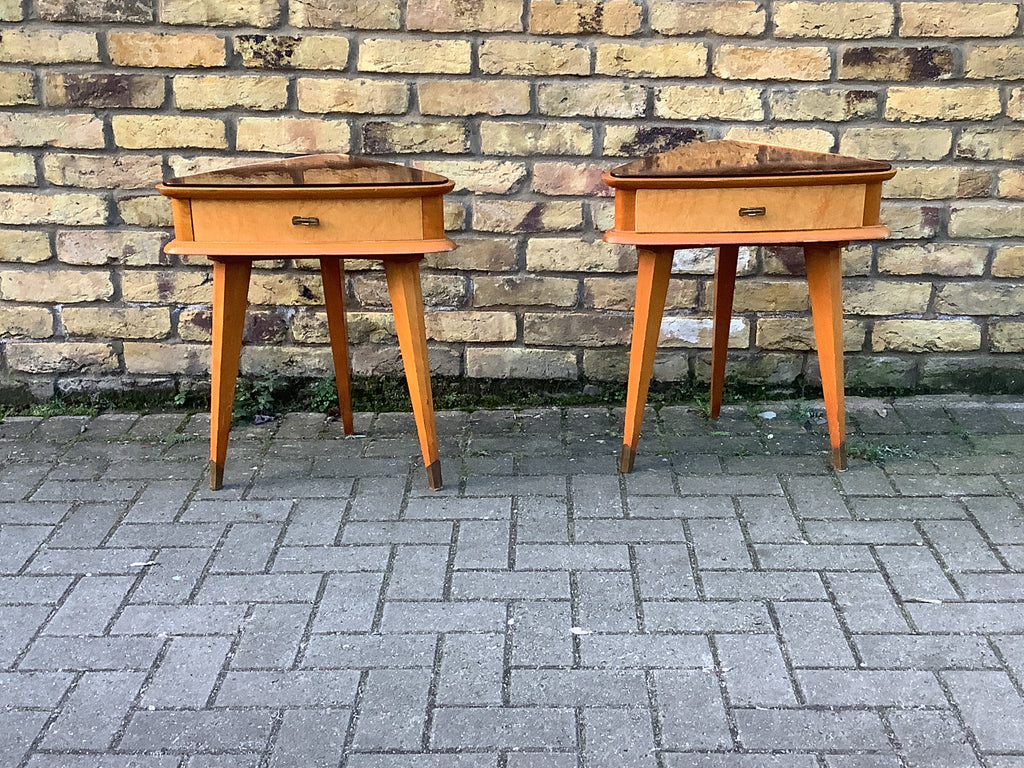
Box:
[650, 1, 765, 35]
[0, 267, 112, 302]
[537, 81, 646, 119]
[949, 204, 1024, 237]
[529, 0, 642, 35]
[881, 203, 941, 239]
[43, 73, 164, 109]
[480, 121, 592, 156]
[724, 126, 835, 153]
[0, 230, 51, 263]
[425, 237, 517, 271]
[108, 31, 226, 67]
[526, 237, 636, 272]
[174, 75, 288, 110]
[774, 2, 894, 37]
[57, 230, 167, 267]
[1, 0, 22, 19]
[161, 0, 280, 25]
[413, 161, 526, 194]
[965, 44, 1024, 78]
[872, 320, 981, 352]
[878, 244, 987, 276]
[0, 71, 34, 105]
[900, 2, 1019, 36]
[124, 342, 209, 375]
[474, 200, 583, 233]
[935, 282, 1023, 315]
[290, 0, 400, 29]
[532, 162, 612, 196]
[466, 348, 577, 379]
[409, 0, 523, 31]
[297, 78, 408, 114]
[990, 321, 1024, 352]
[583, 276, 697, 311]
[674, 246, 753, 276]
[425, 310, 517, 342]
[0, 192, 106, 226]
[659, 316, 748, 349]
[525, 311, 630, 347]
[884, 166, 960, 199]
[118, 195, 173, 227]
[236, 117, 350, 153]
[43, 154, 162, 190]
[0, 113, 104, 149]
[479, 40, 589, 76]
[0, 29, 98, 63]
[0, 306, 52, 338]
[122, 270, 211, 303]
[603, 126, 709, 157]
[473, 275, 578, 308]
[839, 126, 952, 160]
[1008, 88, 1024, 120]
[235, 35, 350, 70]
[362, 122, 467, 153]
[769, 88, 878, 122]
[656, 86, 763, 120]
[957, 127, 1024, 161]
[62, 307, 171, 339]
[993, 246, 1024, 277]
[248, 272, 324, 305]
[5, 342, 117, 373]
[113, 115, 226, 149]
[418, 80, 530, 117]
[730, 279, 809, 312]
[838, 45, 954, 81]
[596, 42, 707, 77]
[359, 38, 470, 74]
[885, 86, 1001, 122]
[999, 169, 1024, 198]
[844, 281, 931, 315]
[0, 151, 34, 185]
[756, 318, 864, 351]
[716, 44, 830, 80]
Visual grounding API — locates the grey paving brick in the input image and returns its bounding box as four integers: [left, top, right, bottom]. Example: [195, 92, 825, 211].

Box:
[268, 708, 350, 768]
[381, 601, 508, 633]
[0, 576, 72, 604]
[826, 572, 910, 632]
[198, 572, 322, 604]
[575, 518, 687, 544]
[512, 668, 648, 706]
[28, 756, 183, 768]
[876, 545, 960, 601]
[584, 707, 657, 768]
[124, 479, 196, 522]
[505, 755, 575, 768]
[716, 634, 797, 706]
[511, 600, 573, 667]
[451, 570, 568, 601]
[113, 604, 246, 635]
[634, 544, 696, 599]
[302, 633, 437, 669]
[143, 636, 230, 708]
[211, 522, 282, 573]
[943, 670, 1024, 751]
[848, 496, 965, 520]
[798, 669, 947, 705]
[953, 572, 1024, 600]
[836, 463, 896, 496]
[919, 520, 1003, 571]
[26, 546, 154, 576]
[783, 475, 851, 519]
[455, 520, 512, 570]
[774, 601, 856, 668]
[106, 521, 226, 548]
[46, 502, 123, 548]
[577, 570, 639, 632]
[655, 670, 731, 749]
[19, 635, 164, 671]
[0, 671, 74, 707]
[430, 706, 577, 749]
[272, 544, 390, 573]
[342, 521, 453, 545]
[805, 520, 923, 544]
[312, 572, 382, 632]
[964, 496, 1024, 542]
[43, 575, 134, 636]
[464, 475, 567, 498]
[625, 469, 676, 496]
[130, 547, 212, 603]
[0, 710, 49, 768]
[182, 499, 294, 523]
[348, 754, 497, 768]
[754, 543, 876, 571]
[907, 602, 1024, 633]
[735, 708, 890, 751]
[737, 496, 803, 542]
[572, 475, 624, 518]
[677, 475, 784, 496]
[702, 572, 827, 600]
[823, 757, 903, 768]
[0, 526, 50, 573]
[32, 480, 142, 503]
[690, 519, 753, 570]
[580, 633, 713, 669]
[854, 633, 1000, 670]
[662, 756, 819, 768]
[279, 500, 344, 545]
[995, 635, 1024, 681]
[353, 669, 432, 749]
[42, 670, 145, 749]
[217, 669, 360, 706]
[889, 709, 981, 768]
[516, 543, 631, 571]
[0, 501, 70, 524]
[645, 601, 773, 633]
[388, 544, 450, 600]
[437, 633, 504, 705]
[119, 710, 275, 752]
[405, 497, 512, 520]
[517, 497, 570, 543]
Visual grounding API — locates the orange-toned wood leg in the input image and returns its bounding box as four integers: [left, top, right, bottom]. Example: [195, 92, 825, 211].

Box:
[320, 257, 354, 435]
[209, 258, 252, 490]
[384, 257, 442, 490]
[710, 244, 739, 419]
[620, 246, 674, 473]
[805, 243, 848, 471]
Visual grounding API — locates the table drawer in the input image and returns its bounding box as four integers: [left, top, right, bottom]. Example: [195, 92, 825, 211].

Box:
[189, 197, 425, 244]
[634, 184, 868, 234]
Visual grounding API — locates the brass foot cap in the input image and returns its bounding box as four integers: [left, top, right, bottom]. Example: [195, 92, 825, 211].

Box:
[426, 460, 443, 491]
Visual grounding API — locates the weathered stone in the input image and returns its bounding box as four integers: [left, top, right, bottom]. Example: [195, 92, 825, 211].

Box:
[466, 348, 577, 379]
[473, 200, 583, 233]
[174, 75, 287, 110]
[656, 85, 763, 120]
[124, 342, 209, 375]
[769, 88, 878, 121]
[43, 154, 162, 190]
[0, 306, 54, 338]
[596, 42, 707, 77]
[872, 320, 982, 352]
[900, 2, 1019, 36]
[0, 71, 35, 105]
[113, 115, 226, 149]
[527, 237, 636, 273]
[108, 31, 226, 67]
[0, 192, 107, 226]
[413, 161, 526, 194]
[63, 306, 171, 339]
[425, 311, 517, 342]
[118, 195, 173, 227]
[418, 80, 530, 116]
[358, 38, 470, 73]
[161, 0, 279, 26]
[236, 117, 350, 153]
[999, 169, 1024, 198]
[537, 81, 646, 119]
[472, 275, 578, 308]
[0, 29, 99, 63]
[525, 311, 630, 346]
[0, 230, 51, 263]
[878, 244, 987, 276]
[883, 166, 960, 199]
[0, 268, 113, 302]
[0, 151, 34, 185]
[361, 122, 467, 154]
[993, 246, 1024, 277]
[659, 316, 748, 348]
[603, 126, 707, 157]
[532, 162, 612, 196]
[844, 281, 931, 315]
[839, 46, 954, 81]
[290, 0, 400, 29]
[965, 44, 1024, 79]
[0, 113, 105, 149]
[881, 203, 941, 239]
[480, 121, 592, 155]
[235, 35, 350, 70]
[424, 237, 517, 271]
[529, 0, 642, 35]
[650, 0, 765, 35]
[730, 279, 810, 312]
[724, 126, 835, 154]
[756, 318, 865, 351]
[773, 2, 894, 38]
[583, 276, 697, 311]
[990, 321, 1024, 352]
[122, 269, 211, 303]
[839, 126, 952, 160]
[479, 40, 589, 76]
[37, 0, 154, 22]
[5, 342, 118, 373]
[43, 73, 164, 108]
[885, 86, 1001, 122]
[408, 0, 523, 31]
[957, 128, 1024, 161]
[949, 204, 1024, 237]
[57, 230, 168, 266]
[297, 78, 407, 114]
[935, 282, 1024, 315]
[715, 44, 831, 81]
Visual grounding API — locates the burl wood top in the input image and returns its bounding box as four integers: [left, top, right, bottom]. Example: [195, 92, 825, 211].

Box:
[162, 153, 450, 188]
[609, 140, 892, 180]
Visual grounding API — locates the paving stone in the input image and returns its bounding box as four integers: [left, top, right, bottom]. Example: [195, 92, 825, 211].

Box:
[774, 601, 857, 668]
[584, 707, 657, 768]
[0, 671, 74, 707]
[889, 709, 982, 768]
[268, 709, 350, 768]
[577, 569, 639, 632]
[644, 601, 773, 633]
[512, 669, 649, 706]
[919, 520, 1003, 570]
[119, 710, 275, 752]
[436, 632, 503, 705]
[41, 670, 146, 750]
[690, 519, 754, 570]
[387, 544, 450, 600]
[430, 706, 577, 750]
[129, 546, 211, 603]
[853, 633, 1000, 670]
[876, 544, 960, 601]
[734, 709, 891, 751]
[217, 669, 360, 706]
[579, 633, 713, 669]
[19, 635, 164, 671]
[271, 544, 390, 573]
[0, 710, 49, 767]
[455, 520, 512, 569]
[353, 669, 432, 749]
[716, 633, 797, 706]
[311, 571, 382, 632]
[754, 543, 876, 571]
[634, 544, 697, 599]
[381, 600, 508, 633]
[655, 669, 732, 749]
[511, 600, 573, 667]
[826, 572, 910, 632]
[943, 670, 1024, 751]
[302, 632, 438, 669]
[737, 496, 803, 542]
[43, 575, 134, 636]
[143, 636, 230, 708]
[797, 669, 947, 706]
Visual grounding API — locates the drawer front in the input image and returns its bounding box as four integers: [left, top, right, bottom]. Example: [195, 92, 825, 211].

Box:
[633, 184, 867, 234]
[189, 197, 425, 244]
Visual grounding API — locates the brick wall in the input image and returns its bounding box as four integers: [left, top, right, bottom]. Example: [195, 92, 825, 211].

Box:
[1, 0, 1023, 400]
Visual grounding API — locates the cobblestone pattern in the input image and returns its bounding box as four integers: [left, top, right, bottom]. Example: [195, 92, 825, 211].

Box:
[1, 1, 1024, 397]
[1, 397, 1024, 766]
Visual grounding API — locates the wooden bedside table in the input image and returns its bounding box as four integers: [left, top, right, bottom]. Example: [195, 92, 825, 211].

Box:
[603, 140, 896, 472]
[158, 154, 456, 491]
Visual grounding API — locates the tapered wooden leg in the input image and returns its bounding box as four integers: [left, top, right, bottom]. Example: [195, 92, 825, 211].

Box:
[620, 246, 674, 473]
[805, 243, 847, 471]
[320, 258, 354, 435]
[384, 257, 442, 490]
[209, 258, 252, 490]
[709, 244, 739, 419]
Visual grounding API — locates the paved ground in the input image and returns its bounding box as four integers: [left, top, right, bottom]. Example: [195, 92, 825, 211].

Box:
[1, 395, 1023, 768]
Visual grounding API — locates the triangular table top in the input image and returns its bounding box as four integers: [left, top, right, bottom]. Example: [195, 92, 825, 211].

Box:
[163, 153, 450, 188]
[609, 140, 891, 179]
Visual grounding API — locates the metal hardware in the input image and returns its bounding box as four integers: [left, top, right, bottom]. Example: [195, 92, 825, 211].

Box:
[738, 206, 767, 217]
[291, 216, 320, 226]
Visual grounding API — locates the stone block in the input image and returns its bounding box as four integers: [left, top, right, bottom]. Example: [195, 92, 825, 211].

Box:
[990, 322, 1024, 352]
[0, 29, 99, 63]
[883, 166, 960, 199]
[0, 0, 21, 19]
[661, 315, 749, 348]
[583, 276, 697, 311]
[122, 270, 211, 303]
[414, 161, 526, 194]
[965, 44, 1024, 79]
[525, 311, 630, 346]
[774, 2, 895, 37]
[418, 80, 530, 116]
[769, 88, 878, 121]
[529, 0, 642, 35]
[878, 244, 987, 276]
[0, 192, 107, 226]
[993, 246, 1024, 277]
[656, 85, 763, 120]
[900, 2, 1019, 36]
[596, 42, 707, 77]
[408, 0, 523, 31]
[0, 113, 105, 149]
[724, 126, 835, 153]
[62, 307, 171, 339]
[843, 281, 931, 315]
[527, 237, 635, 272]
[0, 71, 35, 105]
[650, 0, 765, 35]
[43, 73, 164, 108]
[872, 320, 982, 352]
[290, 0, 400, 28]
[236, 117, 350, 153]
[174, 75, 288, 110]
[480, 121, 592, 155]
[118, 195, 172, 227]
[425, 237, 517, 271]
[124, 342, 209, 375]
[839, 126, 952, 160]
[537, 81, 646, 118]
[479, 40, 589, 75]
[37, 0, 154, 22]
[531, 162, 612, 196]
[358, 38, 470, 73]
[235, 35, 350, 70]
[756, 317, 865, 351]
[0, 306, 54, 338]
[949, 204, 1024, 237]
[425, 311, 517, 342]
[43, 154, 162, 190]
[839, 46, 954, 81]
[935, 282, 1024, 315]
[730, 279, 810, 312]
[361, 122, 467, 153]
[0, 151, 35, 185]
[603, 125, 708, 157]
[0, 230, 51, 263]
[108, 31, 226, 67]
[113, 115, 226, 149]
[472, 275, 578, 308]
[885, 86, 1001, 122]
[5, 342, 118, 373]
[0, 267, 113, 303]
[957, 127, 1024, 161]
[297, 77, 407, 113]
[160, 0, 280, 26]
[1000, 169, 1024, 198]
[881, 203, 941, 239]
[1008, 88, 1024, 119]
[715, 44, 831, 80]
[473, 200, 583, 233]
[465, 348, 577, 379]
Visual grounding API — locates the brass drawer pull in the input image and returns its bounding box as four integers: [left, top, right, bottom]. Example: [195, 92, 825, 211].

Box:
[292, 216, 320, 226]
[738, 206, 767, 217]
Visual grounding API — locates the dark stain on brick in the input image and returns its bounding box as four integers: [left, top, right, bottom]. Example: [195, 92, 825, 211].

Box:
[519, 203, 548, 233]
[908, 47, 954, 80]
[767, 246, 806, 276]
[922, 206, 942, 229]
[61, 74, 136, 108]
[37, 0, 153, 22]
[236, 35, 300, 68]
[300, 284, 317, 301]
[361, 123, 392, 154]
[578, 3, 604, 34]
[620, 126, 706, 158]
[187, 310, 213, 333]
[244, 312, 287, 343]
